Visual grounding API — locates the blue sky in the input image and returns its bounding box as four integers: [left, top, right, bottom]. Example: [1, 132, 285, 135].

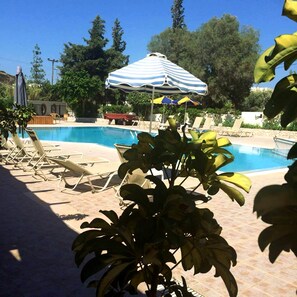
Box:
[0, 0, 295, 88]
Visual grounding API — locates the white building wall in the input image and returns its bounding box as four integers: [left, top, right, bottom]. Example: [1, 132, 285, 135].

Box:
[241, 111, 264, 127]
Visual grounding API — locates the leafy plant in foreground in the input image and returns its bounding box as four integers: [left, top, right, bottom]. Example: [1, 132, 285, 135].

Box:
[72, 120, 251, 297]
[0, 104, 35, 140]
[253, 0, 297, 266]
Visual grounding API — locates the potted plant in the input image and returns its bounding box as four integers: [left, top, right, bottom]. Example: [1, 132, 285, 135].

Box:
[72, 120, 251, 297]
[0, 104, 35, 141]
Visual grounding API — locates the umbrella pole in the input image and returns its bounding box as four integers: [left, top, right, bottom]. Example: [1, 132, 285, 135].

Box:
[184, 102, 187, 124]
[149, 88, 155, 133]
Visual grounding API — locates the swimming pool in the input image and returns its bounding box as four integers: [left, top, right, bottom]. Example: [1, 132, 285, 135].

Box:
[22, 126, 292, 173]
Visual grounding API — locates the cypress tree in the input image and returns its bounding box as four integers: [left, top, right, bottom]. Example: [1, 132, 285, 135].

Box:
[30, 44, 46, 85]
[112, 18, 126, 53]
[171, 0, 186, 30]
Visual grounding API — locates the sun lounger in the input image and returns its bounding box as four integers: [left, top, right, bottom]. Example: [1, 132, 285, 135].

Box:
[195, 117, 212, 132]
[0, 135, 15, 163]
[219, 118, 253, 137]
[189, 116, 203, 130]
[7, 133, 39, 167]
[114, 143, 164, 206]
[25, 128, 84, 179]
[48, 157, 120, 193]
[4, 132, 60, 167]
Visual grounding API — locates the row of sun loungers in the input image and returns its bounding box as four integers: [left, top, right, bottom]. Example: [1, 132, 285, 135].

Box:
[187, 116, 253, 136]
[0, 130, 158, 206]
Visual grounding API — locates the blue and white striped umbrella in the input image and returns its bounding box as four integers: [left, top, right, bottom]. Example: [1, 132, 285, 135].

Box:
[105, 52, 208, 131]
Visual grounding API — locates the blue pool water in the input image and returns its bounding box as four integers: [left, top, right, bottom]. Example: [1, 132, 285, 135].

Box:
[22, 126, 292, 172]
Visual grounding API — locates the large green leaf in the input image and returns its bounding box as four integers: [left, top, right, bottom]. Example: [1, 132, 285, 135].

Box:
[97, 262, 132, 297]
[81, 255, 111, 283]
[254, 46, 275, 83]
[181, 240, 195, 271]
[254, 34, 297, 83]
[195, 235, 237, 297]
[258, 224, 297, 263]
[263, 74, 297, 119]
[80, 218, 112, 230]
[283, 0, 297, 22]
[219, 183, 246, 206]
[254, 183, 297, 262]
[218, 173, 251, 193]
[254, 184, 297, 217]
[210, 259, 238, 297]
[72, 230, 104, 252]
[205, 153, 233, 174]
[217, 137, 232, 147]
[280, 88, 297, 127]
[100, 210, 119, 224]
[120, 183, 151, 209]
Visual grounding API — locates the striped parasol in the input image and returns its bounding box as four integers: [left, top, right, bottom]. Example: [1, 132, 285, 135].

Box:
[105, 53, 207, 132]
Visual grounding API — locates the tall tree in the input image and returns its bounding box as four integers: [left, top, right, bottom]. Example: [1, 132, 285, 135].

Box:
[105, 18, 129, 104]
[171, 0, 186, 30]
[60, 15, 108, 77]
[83, 15, 109, 77]
[59, 15, 109, 115]
[30, 44, 46, 85]
[148, 28, 190, 64]
[148, 0, 187, 64]
[112, 18, 126, 53]
[107, 18, 129, 71]
[56, 70, 102, 117]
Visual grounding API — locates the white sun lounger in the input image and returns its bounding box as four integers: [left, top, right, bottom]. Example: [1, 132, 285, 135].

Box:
[49, 157, 120, 193]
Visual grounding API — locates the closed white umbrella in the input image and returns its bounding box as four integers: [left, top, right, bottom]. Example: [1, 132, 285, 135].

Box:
[14, 66, 28, 107]
[105, 53, 207, 132]
[14, 66, 28, 137]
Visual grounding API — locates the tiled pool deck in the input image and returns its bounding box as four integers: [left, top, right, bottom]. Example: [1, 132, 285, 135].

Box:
[0, 123, 296, 296]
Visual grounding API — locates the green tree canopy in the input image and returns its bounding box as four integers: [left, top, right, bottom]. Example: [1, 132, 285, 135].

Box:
[241, 88, 272, 111]
[56, 70, 103, 117]
[148, 14, 260, 109]
[189, 15, 260, 108]
[126, 92, 151, 118]
[60, 15, 108, 78]
[148, 28, 191, 65]
[59, 15, 129, 115]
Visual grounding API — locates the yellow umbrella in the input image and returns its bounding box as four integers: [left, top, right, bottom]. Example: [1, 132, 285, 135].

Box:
[175, 96, 200, 106]
[174, 96, 201, 124]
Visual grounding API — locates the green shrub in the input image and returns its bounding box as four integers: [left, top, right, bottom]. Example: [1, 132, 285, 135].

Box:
[241, 123, 261, 129]
[286, 121, 297, 131]
[262, 118, 281, 130]
[222, 114, 235, 127]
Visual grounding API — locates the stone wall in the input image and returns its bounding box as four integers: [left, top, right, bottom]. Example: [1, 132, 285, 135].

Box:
[230, 127, 297, 139]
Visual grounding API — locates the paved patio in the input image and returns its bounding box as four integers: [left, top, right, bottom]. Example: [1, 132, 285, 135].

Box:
[0, 128, 296, 296]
